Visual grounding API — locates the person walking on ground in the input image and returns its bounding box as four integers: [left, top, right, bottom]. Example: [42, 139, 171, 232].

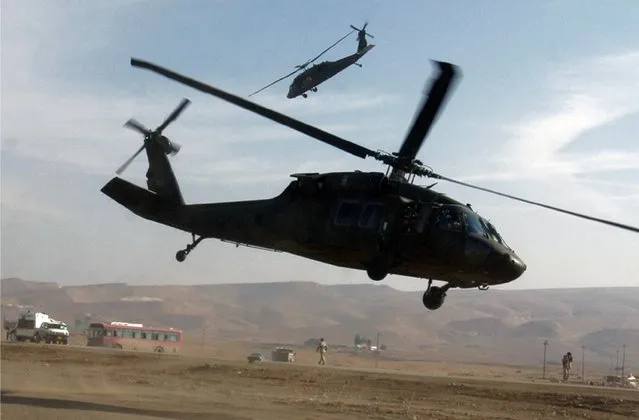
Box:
[562, 351, 573, 382]
[316, 337, 328, 365]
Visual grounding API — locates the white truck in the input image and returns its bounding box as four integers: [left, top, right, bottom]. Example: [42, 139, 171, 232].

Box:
[8, 310, 69, 345]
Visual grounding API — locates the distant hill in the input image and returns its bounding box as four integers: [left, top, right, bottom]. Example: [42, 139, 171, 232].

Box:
[2, 277, 637, 368]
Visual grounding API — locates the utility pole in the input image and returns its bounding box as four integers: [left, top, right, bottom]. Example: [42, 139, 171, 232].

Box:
[616, 349, 620, 376]
[621, 344, 626, 378]
[581, 345, 585, 383]
[543, 340, 549, 379]
[610, 353, 614, 373]
[375, 332, 382, 369]
[200, 325, 206, 350]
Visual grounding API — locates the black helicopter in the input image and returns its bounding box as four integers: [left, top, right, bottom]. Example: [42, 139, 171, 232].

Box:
[248, 23, 375, 99]
[101, 57, 639, 311]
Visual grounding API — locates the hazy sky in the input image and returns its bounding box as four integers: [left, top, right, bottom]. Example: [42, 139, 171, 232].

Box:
[2, 0, 638, 292]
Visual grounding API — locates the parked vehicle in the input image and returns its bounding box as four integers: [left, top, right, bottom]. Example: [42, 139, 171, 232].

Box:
[9, 310, 69, 344]
[247, 352, 266, 363]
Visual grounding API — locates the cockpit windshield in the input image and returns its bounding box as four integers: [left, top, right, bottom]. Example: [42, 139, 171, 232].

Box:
[462, 208, 507, 247]
[463, 211, 487, 237]
[483, 219, 508, 247]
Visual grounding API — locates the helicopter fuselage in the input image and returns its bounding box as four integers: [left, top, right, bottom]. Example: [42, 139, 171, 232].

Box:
[287, 45, 375, 99]
[102, 169, 526, 291]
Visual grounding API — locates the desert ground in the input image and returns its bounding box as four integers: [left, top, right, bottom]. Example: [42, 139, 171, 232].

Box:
[2, 340, 638, 420]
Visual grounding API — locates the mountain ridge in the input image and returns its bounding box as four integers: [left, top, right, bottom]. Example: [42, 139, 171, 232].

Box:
[2, 277, 637, 368]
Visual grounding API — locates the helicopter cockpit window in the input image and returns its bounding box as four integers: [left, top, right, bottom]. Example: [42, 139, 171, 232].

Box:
[358, 203, 384, 229]
[434, 206, 463, 233]
[334, 201, 363, 226]
[483, 219, 506, 246]
[463, 211, 488, 237]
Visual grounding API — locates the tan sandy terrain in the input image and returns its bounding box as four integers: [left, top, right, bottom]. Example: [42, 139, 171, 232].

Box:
[2, 342, 638, 420]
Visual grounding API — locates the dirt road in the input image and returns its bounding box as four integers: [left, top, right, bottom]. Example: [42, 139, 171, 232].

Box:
[1, 343, 637, 419]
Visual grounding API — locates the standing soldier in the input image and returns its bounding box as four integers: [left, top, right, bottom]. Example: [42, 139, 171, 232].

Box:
[316, 337, 328, 365]
[562, 351, 573, 382]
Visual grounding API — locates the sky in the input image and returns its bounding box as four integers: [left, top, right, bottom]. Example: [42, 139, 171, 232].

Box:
[2, 0, 638, 292]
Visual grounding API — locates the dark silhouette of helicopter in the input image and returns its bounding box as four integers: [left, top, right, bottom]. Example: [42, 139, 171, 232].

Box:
[101, 57, 639, 312]
[248, 23, 375, 99]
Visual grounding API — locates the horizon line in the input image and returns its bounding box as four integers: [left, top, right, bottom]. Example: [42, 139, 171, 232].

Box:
[2, 277, 637, 292]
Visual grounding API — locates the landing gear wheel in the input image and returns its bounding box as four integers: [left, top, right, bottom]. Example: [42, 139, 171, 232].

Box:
[176, 234, 204, 262]
[302, 93, 308, 98]
[311, 87, 318, 92]
[366, 257, 388, 281]
[366, 266, 387, 281]
[422, 280, 449, 310]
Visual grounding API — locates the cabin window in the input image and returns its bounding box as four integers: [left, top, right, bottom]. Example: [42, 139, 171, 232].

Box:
[334, 201, 363, 226]
[17, 318, 35, 329]
[415, 206, 432, 233]
[434, 206, 463, 233]
[359, 203, 384, 229]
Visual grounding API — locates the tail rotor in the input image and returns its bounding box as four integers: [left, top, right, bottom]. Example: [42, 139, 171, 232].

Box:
[350, 22, 375, 39]
[116, 98, 190, 175]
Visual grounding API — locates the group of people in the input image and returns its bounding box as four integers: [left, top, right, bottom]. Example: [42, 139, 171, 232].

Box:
[317, 339, 575, 382]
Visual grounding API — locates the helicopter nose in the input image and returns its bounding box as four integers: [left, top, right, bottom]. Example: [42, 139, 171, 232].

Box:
[489, 251, 527, 281]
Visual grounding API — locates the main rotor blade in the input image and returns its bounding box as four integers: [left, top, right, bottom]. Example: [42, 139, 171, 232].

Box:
[156, 98, 191, 133]
[124, 119, 150, 135]
[431, 172, 639, 234]
[306, 29, 355, 65]
[248, 66, 303, 97]
[397, 61, 460, 163]
[115, 143, 145, 175]
[131, 58, 378, 160]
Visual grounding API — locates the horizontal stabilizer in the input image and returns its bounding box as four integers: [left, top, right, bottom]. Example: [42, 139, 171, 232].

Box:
[358, 45, 375, 55]
[101, 177, 186, 230]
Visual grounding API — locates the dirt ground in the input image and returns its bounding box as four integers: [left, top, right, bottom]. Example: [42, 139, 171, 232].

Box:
[1, 342, 638, 420]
